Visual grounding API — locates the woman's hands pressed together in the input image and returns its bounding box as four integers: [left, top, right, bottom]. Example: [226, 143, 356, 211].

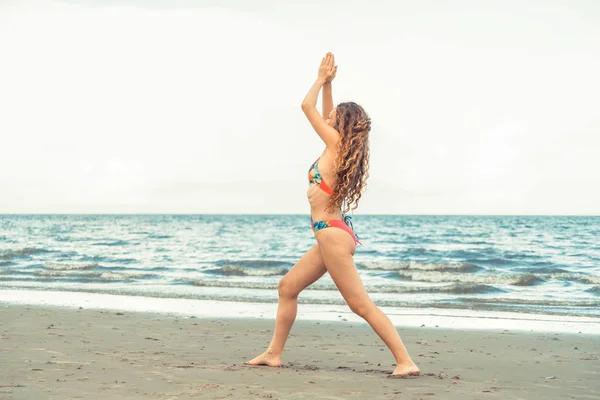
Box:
[318, 52, 338, 84]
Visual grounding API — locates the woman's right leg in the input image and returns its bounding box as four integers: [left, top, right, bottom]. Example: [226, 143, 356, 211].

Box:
[245, 243, 327, 366]
[315, 227, 420, 376]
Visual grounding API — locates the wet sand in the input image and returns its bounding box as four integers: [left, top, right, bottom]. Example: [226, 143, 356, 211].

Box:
[1, 303, 599, 399]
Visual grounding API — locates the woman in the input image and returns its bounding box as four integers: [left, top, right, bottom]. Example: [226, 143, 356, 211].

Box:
[245, 53, 420, 377]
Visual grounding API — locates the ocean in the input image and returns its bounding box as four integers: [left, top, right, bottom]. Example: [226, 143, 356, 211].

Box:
[1, 214, 599, 325]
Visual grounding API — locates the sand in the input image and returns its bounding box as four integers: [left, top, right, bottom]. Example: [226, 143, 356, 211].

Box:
[1, 303, 599, 399]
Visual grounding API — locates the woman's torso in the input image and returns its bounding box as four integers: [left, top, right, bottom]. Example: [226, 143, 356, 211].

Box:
[307, 148, 343, 221]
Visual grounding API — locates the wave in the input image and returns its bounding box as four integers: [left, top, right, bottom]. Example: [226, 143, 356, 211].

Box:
[92, 240, 130, 246]
[215, 259, 294, 268]
[358, 260, 483, 273]
[429, 283, 504, 294]
[503, 252, 543, 260]
[444, 248, 499, 258]
[463, 297, 600, 308]
[44, 262, 100, 271]
[584, 286, 600, 295]
[2, 268, 157, 281]
[396, 271, 544, 286]
[180, 278, 503, 294]
[515, 266, 569, 274]
[470, 258, 513, 265]
[205, 259, 295, 276]
[551, 273, 600, 285]
[97, 271, 157, 280]
[394, 247, 435, 256]
[396, 270, 600, 286]
[205, 266, 289, 277]
[78, 255, 139, 264]
[147, 234, 173, 239]
[53, 236, 96, 242]
[0, 247, 50, 261]
[181, 279, 280, 289]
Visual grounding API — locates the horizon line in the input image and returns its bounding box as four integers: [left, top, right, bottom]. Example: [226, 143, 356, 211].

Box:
[1, 213, 599, 217]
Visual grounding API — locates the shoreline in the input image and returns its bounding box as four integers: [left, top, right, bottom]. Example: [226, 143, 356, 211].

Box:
[1, 303, 599, 399]
[2, 288, 600, 335]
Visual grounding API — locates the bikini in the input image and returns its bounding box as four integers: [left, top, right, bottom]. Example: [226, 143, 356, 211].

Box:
[308, 157, 361, 245]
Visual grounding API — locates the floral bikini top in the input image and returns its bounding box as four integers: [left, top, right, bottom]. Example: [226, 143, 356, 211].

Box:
[308, 157, 334, 196]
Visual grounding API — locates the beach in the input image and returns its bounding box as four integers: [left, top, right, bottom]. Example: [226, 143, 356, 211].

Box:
[1, 215, 600, 398]
[1, 303, 599, 400]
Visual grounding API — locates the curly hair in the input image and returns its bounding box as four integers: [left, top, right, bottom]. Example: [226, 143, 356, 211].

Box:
[326, 102, 371, 215]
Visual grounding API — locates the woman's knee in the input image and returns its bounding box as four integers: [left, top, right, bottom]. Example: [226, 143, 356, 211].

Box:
[348, 299, 375, 318]
[278, 278, 300, 299]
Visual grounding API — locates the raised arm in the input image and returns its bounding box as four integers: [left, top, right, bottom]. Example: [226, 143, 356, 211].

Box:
[322, 55, 337, 119]
[322, 81, 333, 120]
[301, 53, 339, 149]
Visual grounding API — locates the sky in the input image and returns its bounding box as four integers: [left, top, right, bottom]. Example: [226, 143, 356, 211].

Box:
[1, 0, 599, 215]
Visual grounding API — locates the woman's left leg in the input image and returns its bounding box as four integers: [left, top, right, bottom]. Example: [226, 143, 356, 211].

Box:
[245, 244, 327, 366]
[315, 227, 420, 376]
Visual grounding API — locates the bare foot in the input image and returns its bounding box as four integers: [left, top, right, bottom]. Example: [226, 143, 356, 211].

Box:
[391, 363, 421, 377]
[244, 351, 283, 367]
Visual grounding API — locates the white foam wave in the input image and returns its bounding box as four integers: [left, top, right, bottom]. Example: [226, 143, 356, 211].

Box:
[360, 260, 481, 273]
[207, 266, 288, 277]
[44, 262, 99, 270]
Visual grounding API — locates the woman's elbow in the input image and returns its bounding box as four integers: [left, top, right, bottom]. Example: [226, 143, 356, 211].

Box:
[301, 102, 313, 112]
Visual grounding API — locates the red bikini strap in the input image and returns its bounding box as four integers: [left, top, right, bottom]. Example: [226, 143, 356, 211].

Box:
[320, 180, 334, 196]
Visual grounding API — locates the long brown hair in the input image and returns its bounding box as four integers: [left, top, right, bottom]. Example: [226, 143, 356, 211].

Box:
[327, 102, 371, 214]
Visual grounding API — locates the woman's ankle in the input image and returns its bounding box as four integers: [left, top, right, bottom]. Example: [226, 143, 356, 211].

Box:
[265, 347, 282, 356]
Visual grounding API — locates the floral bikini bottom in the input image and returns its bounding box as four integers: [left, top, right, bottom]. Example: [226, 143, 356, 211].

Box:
[311, 215, 362, 245]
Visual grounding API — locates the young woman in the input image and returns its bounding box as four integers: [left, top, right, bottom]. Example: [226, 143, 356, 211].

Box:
[245, 53, 420, 377]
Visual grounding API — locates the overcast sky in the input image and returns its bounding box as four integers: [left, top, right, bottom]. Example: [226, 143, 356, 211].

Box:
[1, 0, 599, 215]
